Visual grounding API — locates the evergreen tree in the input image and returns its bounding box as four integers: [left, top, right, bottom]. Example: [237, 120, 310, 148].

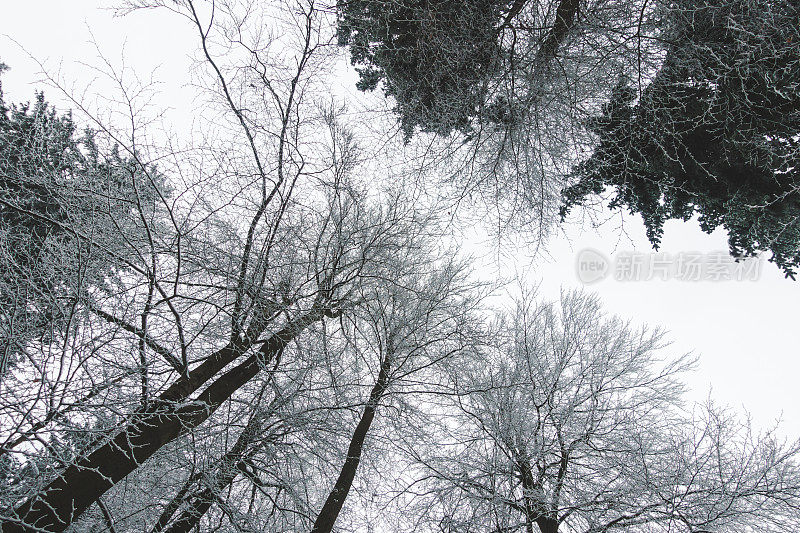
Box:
[337, 0, 509, 138]
[561, 0, 800, 277]
[0, 65, 163, 369]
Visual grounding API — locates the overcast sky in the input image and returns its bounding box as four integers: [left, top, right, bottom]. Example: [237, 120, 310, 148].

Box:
[2, 1, 798, 438]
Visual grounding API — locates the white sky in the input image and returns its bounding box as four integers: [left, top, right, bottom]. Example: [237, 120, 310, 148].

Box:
[1, 1, 798, 439]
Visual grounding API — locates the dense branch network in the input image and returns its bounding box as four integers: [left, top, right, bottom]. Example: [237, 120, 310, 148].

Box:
[0, 1, 798, 532]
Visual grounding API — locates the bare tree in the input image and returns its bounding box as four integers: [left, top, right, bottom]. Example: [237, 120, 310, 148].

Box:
[309, 251, 486, 533]
[407, 290, 800, 533]
[0, 1, 464, 531]
[134, 228, 486, 533]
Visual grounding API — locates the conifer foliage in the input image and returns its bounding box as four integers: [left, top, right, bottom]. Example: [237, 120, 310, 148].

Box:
[562, 0, 800, 277]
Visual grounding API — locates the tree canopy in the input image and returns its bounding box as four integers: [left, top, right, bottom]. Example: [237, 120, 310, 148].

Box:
[413, 291, 800, 533]
[338, 0, 800, 275]
[561, 0, 800, 278]
[0, 69, 163, 370]
[0, 1, 799, 532]
[337, 0, 509, 137]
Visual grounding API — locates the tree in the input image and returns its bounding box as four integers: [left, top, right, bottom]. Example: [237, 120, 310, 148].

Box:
[145, 374, 317, 533]
[336, 0, 589, 138]
[561, 0, 800, 278]
[408, 290, 800, 532]
[2, 2, 799, 532]
[339, 0, 800, 273]
[310, 254, 484, 533]
[0, 1, 464, 530]
[135, 227, 484, 533]
[0, 67, 162, 373]
[334, 0, 661, 244]
[336, 0, 509, 138]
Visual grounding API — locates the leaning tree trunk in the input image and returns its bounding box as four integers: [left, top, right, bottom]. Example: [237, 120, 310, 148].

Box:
[310, 352, 392, 533]
[156, 407, 266, 533]
[534, 0, 581, 67]
[150, 471, 201, 533]
[6, 310, 323, 533]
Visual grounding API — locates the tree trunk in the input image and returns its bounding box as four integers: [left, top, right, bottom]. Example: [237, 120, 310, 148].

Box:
[535, 516, 559, 533]
[159, 482, 225, 533]
[6, 310, 322, 533]
[534, 0, 581, 67]
[310, 353, 392, 533]
[517, 456, 560, 533]
[151, 472, 201, 533]
[158, 408, 265, 533]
